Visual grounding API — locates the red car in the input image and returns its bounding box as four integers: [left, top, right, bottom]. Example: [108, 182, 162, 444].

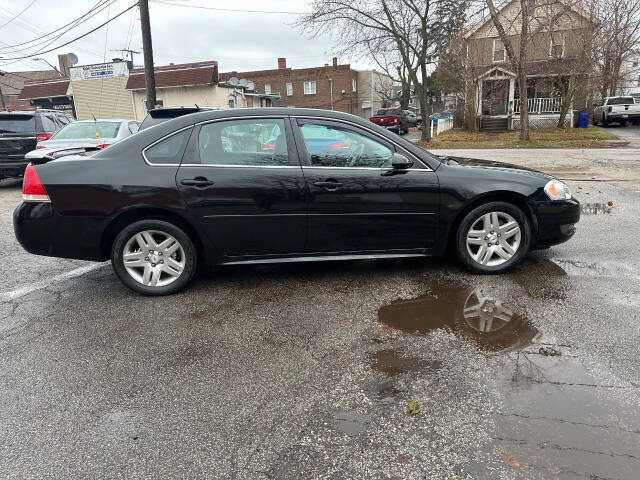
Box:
[368, 108, 409, 135]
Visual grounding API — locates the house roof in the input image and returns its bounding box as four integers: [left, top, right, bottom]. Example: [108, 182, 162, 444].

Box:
[0, 70, 61, 95]
[18, 78, 70, 100]
[126, 61, 218, 90]
[463, 0, 595, 39]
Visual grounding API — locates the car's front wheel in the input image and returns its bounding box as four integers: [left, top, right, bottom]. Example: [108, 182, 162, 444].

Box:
[455, 202, 531, 274]
[111, 219, 197, 295]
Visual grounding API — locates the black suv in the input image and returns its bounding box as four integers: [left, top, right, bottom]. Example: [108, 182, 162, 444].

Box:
[0, 109, 74, 179]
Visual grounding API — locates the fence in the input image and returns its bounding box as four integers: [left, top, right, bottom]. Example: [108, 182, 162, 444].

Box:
[430, 116, 454, 137]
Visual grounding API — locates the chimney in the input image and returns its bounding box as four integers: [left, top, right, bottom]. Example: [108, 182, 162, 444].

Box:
[278, 57, 287, 69]
[332, 57, 338, 67]
[57, 54, 70, 77]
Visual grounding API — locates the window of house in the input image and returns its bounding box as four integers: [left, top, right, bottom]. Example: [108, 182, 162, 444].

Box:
[286, 82, 293, 96]
[352, 78, 357, 92]
[299, 122, 393, 168]
[264, 83, 271, 95]
[198, 119, 289, 166]
[144, 129, 191, 165]
[304, 81, 316, 95]
[228, 95, 236, 108]
[549, 33, 565, 58]
[493, 38, 505, 62]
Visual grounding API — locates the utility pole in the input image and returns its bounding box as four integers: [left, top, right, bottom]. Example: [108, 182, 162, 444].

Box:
[139, 0, 156, 110]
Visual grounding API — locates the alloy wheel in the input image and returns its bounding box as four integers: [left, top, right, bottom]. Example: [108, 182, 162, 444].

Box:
[462, 288, 515, 333]
[465, 211, 521, 267]
[122, 230, 186, 287]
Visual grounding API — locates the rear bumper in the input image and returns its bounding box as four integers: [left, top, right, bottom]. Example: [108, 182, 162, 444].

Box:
[13, 202, 109, 261]
[532, 198, 580, 249]
[0, 158, 28, 177]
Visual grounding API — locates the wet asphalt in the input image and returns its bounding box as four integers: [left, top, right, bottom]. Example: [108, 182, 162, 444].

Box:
[0, 164, 638, 479]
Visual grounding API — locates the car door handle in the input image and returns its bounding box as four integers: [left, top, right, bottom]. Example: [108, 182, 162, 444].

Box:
[313, 180, 343, 189]
[180, 177, 214, 187]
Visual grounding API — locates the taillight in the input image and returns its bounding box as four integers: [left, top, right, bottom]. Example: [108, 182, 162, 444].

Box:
[35, 145, 46, 150]
[96, 143, 111, 149]
[260, 142, 275, 152]
[22, 164, 50, 202]
[392, 116, 398, 124]
[328, 141, 349, 151]
[36, 134, 52, 142]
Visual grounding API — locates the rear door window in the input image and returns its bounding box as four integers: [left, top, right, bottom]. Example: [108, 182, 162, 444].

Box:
[0, 114, 36, 134]
[198, 118, 289, 166]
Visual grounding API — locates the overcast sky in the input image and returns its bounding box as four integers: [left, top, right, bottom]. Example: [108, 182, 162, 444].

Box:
[0, 0, 376, 75]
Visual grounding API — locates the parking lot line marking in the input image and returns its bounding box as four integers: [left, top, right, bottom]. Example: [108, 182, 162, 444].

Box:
[0, 262, 108, 301]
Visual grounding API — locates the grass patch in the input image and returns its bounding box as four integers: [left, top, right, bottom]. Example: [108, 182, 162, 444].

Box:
[419, 127, 615, 149]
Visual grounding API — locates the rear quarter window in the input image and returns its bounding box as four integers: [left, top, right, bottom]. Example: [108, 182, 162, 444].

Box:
[144, 128, 191, 165]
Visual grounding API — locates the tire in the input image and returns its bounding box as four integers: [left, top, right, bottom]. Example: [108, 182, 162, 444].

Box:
[111, 219, 198, 295]
[455, 201, 531, 274]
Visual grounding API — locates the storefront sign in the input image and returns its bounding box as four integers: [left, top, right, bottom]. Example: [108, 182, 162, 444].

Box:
[70, 62, 128, 81]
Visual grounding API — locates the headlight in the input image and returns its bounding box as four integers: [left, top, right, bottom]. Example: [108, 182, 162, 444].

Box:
[544, 180, 571, 200]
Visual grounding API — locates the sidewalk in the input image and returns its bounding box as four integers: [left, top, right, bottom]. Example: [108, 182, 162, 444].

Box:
[422, 148, 640, 181]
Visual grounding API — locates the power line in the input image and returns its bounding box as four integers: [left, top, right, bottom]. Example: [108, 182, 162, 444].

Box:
[0, 2, 139, 62]
[0, 0, 113, 53]
[149, 0, 309, 15]
[0, 0, 38, 30]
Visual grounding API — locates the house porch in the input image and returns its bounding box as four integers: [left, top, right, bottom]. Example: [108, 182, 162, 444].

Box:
[475, 68, 573, 131]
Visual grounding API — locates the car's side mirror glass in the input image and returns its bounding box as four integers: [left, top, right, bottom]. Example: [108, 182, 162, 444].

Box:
[392, 152, 413, 169]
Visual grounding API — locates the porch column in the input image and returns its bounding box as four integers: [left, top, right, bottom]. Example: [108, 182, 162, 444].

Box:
[508, 77, 515, 114]
[476, 80, 482, 117]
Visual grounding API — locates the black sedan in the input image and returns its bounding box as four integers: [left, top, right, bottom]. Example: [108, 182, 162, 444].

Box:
[14, 108, 579, 295]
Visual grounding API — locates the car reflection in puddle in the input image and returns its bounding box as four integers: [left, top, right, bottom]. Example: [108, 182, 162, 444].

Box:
[370, 280, 639, 478]
[377, 283, 538, 352]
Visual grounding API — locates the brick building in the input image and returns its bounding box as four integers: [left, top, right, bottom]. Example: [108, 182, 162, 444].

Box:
[220, 57, 359, 114]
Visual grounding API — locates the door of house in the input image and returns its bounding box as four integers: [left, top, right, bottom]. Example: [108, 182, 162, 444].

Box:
[482, 80, 508, 116]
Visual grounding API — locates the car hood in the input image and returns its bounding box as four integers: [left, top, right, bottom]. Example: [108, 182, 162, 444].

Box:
[442, 155, 553, 179]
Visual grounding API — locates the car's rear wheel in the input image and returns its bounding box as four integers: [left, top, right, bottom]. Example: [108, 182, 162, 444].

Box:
[111, 219, 197, 295]
[455, 202, 531, 274]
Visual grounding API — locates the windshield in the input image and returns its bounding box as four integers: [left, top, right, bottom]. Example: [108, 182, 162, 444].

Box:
[608, 97, 634, 105]
[0, 114, 36, 134]
[375, 109, 401, 116]
[52, 121, 121, 140]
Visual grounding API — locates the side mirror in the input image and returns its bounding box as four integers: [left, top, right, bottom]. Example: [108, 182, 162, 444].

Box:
[392, 152, 413, 169]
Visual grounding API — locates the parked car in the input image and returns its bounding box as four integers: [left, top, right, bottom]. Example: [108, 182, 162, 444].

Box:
[139, 106, 219, 130]
[403, 110, 420, 127]
[593, 96, 640, 126]
[0, 109, 74, 179]
[26, 119, 140, 163]
[369, 108, 409, 135]
[14, 108, 579, 296]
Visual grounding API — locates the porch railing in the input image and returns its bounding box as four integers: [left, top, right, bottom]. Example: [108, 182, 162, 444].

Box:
[513, 97, 562, 114]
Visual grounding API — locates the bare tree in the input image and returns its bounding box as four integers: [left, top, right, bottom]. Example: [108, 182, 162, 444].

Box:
[594, 0, 640, 97]
[485, 0, 580, 139]
[300, 0, 470, 141]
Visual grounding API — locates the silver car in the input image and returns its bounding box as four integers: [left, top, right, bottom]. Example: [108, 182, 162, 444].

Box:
[27, 119, 140, 161]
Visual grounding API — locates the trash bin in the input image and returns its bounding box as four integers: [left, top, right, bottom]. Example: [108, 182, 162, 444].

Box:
[577, 111, 590, 128]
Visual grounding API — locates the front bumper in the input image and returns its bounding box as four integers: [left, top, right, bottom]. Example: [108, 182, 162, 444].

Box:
[532, 198, 580, 249]
[14, 201, 109, 261]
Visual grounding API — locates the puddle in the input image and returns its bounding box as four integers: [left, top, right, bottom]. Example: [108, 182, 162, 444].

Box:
[580, 202, 613, 215]
[378, 283, 538, 352]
